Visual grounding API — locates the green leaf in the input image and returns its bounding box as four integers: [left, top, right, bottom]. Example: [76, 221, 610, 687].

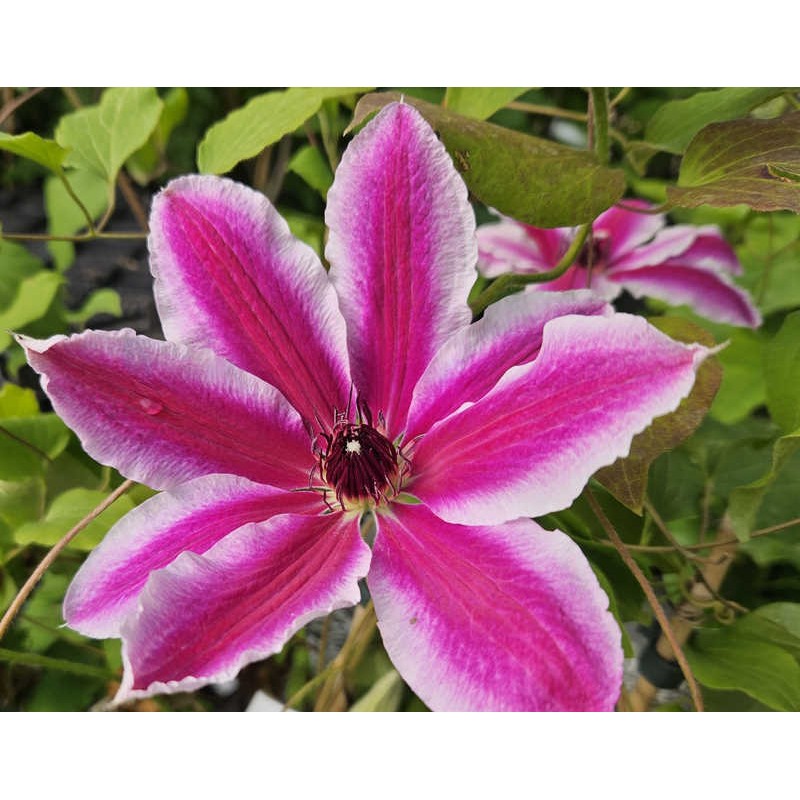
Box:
[0, 569, 17, 613]
[0, 131, 67, 173]
[18, 572, 73, 651]
[0, 647, 114, 681]
[288, 144, 334, 198]
[0, 271, 63, 349]
[0, 384, 39, 419]
[14, 487, 135, 550]
[0, 477, 45, 531]
[711, 328, 768, 424]
[667, 111, 800, 212]
[56, 87, 163, 184]
[0, 415, 70, 480]
[65, 288, 122, 326]
[645, 88, 791, 154]
[728, 429, 800, 541]
[45, 168, 110, 271]
[349, 92, 625, 227]
[26, 669, 107, 712]
[590, 565, 634, 657]
[688, 632, 800, 711]
[127, 87, 190, 184]
[282, 209, 325, 256]
[687, 621, 800, 711]
[595, 318, 721, 514]
[350, 668, 404, 712]
[0, 240, 43, 305]
[443, 88, 529, 120]
[765, 311, 800, 434]
[197, 87, 370, 175]
[738, 604, 800, 661]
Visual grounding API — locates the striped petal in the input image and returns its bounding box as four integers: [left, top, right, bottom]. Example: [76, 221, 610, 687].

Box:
[405, 290, 612, 440]
[409, 313, 709, 526]
[64, 475, 321, 638]
[19, 330, 313, 491]
[477, 218, 571, 278]
[116, 511, 369, 703]
[369, 503, 622, 711]
[326, 102, 477, 435]
[150, 175, 351, 429]
[593, 201, 665, 261]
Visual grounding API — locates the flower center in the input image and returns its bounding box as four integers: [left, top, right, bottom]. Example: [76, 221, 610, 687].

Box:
[578, 233, 612, 272]
[318, 413, 400, 509]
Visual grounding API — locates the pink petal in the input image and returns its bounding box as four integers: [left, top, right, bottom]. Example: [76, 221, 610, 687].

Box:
[369, 503, 622, 711]
[477, 218, 571, 278]
[608, 225, 701, 271]
[676, 228, 742, 275]
[593, 201, 665, 262]
[607, 264, 762, 328]
[19, 330, 313, 491]
[65, 475, 320, 638]
[409, 313, 709, 525]
[405, 290, 612, 440]
[325, 102, 477, 435]
[150, 175, 351, 429]
[116, 511, 369, 702]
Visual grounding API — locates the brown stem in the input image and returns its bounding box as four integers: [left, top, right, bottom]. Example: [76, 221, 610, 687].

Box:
[116, 171, 149, 232]
[507, 100, 588, 122]
[586, 487, 704, 712]
[0, 479, 134, 643]
[0, 87, 45, 130]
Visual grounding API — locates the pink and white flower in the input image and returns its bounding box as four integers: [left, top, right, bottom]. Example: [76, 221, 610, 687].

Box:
[477, 200, 762, 328]
[21, 103, 711, 711]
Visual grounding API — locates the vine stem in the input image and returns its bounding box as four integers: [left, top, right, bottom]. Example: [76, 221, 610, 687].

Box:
[0, 87, 45, 130]
[507, 100, 588, 122]
[1, 231, 146, 243]
[589, 88, 610, 166]
[586, 487, 704, 712]
[0, 479, 134, 644]
[470, 223, 590, 315]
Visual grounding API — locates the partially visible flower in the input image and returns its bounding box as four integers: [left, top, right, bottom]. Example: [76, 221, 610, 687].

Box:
[20, 104, 712, 711]
[477, 200, 762, 328]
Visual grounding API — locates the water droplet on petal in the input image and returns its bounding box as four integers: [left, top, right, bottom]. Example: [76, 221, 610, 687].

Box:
[138, 397, 163, 415]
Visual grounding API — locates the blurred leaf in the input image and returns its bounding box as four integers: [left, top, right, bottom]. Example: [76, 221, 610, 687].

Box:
[0, 646, 113, 680]
[0, 415, 70, 480]
[667, 112, 800, 212]
[127, 87, 189, 184]
[0, 384, 39, 419]
[591, 565, 634, 657]
[0, 568, 16, 613]
[687, 624, 800, 710]
[0, 477, 45, 531]
[737, 604, 800, 660]
[14, 487, 135, 550]
[0, 271, 63, 349]
[595, 318, 721, 514]
[65, 288, 122, 326]
[198, 87, 370, 174]
[350, 668, 404, 711]
[728, 429, 800, 541]
[710, 328, 767, 424]
[56, 87, 163, 184]
[0, 131, 67, 172]
[443, 88, 528, 120]
[764, 311, 800, 433]
[282, 209, 325, 256]
[45, 168, 109, 271]
[645, 88, 791, 154]
[18, 571, 72, 651]
[737, 213, 800, 315]
[26, 668, 106, 711]
[349, 92, 626, 227]
[288, 144, 333, 198]
[0, 240, 42, 305]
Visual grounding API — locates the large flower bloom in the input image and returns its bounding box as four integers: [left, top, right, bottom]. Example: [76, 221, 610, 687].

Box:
[20, 103, 711, 711]
[477, 201, 761, 328]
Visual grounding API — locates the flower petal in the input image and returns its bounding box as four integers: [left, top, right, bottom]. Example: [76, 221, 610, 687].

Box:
[410, 313, 709, 525]
[594, 201, 665, 261]
[326, 102, 477, 434]
[369, 503, 622, 711]
[477, 218, 571, 278]
[405, 291, 612, 440]
[607, 263, 762, 327]
[19, 330, 313, 490]
[116, 511, 369, 702]
[64, 475, 320, 638]
[150, 175, 351, 428]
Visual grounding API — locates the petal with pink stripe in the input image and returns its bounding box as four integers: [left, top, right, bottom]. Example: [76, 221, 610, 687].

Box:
[65, 475, 321, 638]
[150, 175, 351, 428]
[477, 218, 571, 277]
[405, 290, 612, 440]
[607, 264, 762, 328]
[19, 330, 313, 491]
[369, 503, 622, 711]
[593, 201, 665, 261]
[326, 102, 477, 434]
[410, 313, 709, 526]
[116, 511, 369, 702]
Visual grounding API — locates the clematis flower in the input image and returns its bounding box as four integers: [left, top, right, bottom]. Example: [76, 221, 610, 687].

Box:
[477, 200, 762, 328]
[20, 103, 712, 711]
